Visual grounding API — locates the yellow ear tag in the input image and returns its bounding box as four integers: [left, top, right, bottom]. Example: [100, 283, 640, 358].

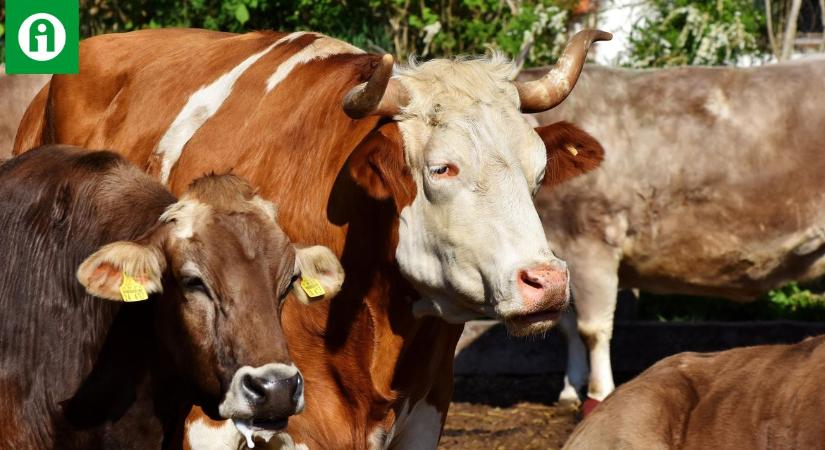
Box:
[120, 273, 149, 302]
[300, 277, 326, 298]
[566, 144, 579, 156]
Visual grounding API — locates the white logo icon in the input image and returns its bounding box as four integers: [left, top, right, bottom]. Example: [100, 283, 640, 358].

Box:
[18, 13, 67, 62]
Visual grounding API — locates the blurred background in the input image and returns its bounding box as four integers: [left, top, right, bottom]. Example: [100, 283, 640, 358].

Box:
[0, 0, 823, 68]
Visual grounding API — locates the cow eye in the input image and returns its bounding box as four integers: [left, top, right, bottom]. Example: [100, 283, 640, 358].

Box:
[182, 276, 210, 296]
[428, 163, 459, 179]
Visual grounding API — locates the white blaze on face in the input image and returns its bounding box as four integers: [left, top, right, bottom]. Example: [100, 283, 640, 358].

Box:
[391, 56, 566, 328]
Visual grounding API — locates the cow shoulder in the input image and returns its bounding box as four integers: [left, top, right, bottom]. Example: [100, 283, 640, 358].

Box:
[536, 121, 604, 186]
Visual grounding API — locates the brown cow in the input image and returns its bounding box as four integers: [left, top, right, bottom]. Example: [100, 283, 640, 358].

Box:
[522, 58, 825, 409]
[14, 29, 609, 448]
[0, 145, 344, 449]
[564, 335, 825, 449]
[0, 65, 48, 159]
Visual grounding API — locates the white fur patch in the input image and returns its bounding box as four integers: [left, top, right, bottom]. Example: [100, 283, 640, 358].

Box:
[368, 426, 387, 450]
[160, 198, 211, 240]
[266, 37, 363, 92]
[186, 419, 243, 450]
[154, 33, 312, 183]
[705, 88, 731, 121]
[250, 195, 278, 222]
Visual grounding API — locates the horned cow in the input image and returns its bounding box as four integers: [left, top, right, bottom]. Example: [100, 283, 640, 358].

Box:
[14, 28, 609, 448]
[524, 58, 825, 408]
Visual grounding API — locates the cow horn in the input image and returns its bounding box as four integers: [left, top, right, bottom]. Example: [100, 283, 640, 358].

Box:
[514, 29, 612, 113]
[343, 54, 409, 119]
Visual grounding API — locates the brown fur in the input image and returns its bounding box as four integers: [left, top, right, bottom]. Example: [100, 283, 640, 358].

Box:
[0, 146, 306, 449]
[538, 121, 605, 187]
[14, 29, 600, 448]
[565, 336, 825, 450]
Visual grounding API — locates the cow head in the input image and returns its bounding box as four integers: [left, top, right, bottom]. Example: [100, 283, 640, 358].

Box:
[345, 30, 609, 336]
[76, 174, 344, 438]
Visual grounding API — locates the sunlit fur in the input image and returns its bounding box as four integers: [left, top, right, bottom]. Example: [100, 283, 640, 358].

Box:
[391, 54, 563, 328]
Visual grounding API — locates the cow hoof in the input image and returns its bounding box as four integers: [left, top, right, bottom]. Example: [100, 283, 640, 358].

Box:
[557, 390, 582, 409]
[581, 397, 601, 417]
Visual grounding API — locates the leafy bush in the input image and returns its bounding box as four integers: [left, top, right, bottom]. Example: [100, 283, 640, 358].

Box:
[1, 0, 579, 66]
[624, 0, 767, 67]
[637, 282, 825, 322]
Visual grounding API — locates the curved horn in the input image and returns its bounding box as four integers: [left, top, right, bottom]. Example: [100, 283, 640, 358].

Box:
[514, 29, 612, 113]
[343, 54, 409, 119]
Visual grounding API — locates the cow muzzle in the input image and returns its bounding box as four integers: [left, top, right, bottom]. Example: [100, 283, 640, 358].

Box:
[502, 259, 569, 336]
[219, 363, 304, 447]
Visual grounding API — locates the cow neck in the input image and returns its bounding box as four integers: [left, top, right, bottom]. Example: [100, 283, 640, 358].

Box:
[276, 118, 462, 443]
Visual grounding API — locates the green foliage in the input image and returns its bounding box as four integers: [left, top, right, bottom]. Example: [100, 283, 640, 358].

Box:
[624, 0, 766, 67]
[396, 0, 572, 61]
[1, 0, 578, 65]
[637, 282, 825, 322]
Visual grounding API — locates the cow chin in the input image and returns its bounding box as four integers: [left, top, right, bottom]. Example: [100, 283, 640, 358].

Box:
[499, 288, 570, 337]
[502, 312, 563, 337]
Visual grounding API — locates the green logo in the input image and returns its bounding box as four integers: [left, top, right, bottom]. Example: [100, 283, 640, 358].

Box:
[5, 0, 79, 74]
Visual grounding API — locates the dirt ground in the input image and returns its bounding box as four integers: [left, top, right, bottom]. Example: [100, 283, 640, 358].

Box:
[439, 375, 579, 449]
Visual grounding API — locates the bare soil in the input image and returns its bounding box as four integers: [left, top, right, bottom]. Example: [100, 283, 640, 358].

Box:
[439, 375, 578, 450]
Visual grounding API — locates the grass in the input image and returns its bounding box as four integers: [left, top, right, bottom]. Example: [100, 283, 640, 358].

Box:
[636, 282, 825, 322]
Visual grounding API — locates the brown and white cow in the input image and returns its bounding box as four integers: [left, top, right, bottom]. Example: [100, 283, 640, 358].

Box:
[522, 57, 825, 408]
[564, 335, 825, 449]
[0, 65, 48, 159]
[0, 145, 344, 449]
[14, 28, 609, 448]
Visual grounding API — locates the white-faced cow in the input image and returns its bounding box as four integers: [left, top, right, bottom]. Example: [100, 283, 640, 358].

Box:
[564, 335, 825, 449]
[14, 28, 609, 448]
[522, 57, 825, 409]
[0, 66, 48, 159]
[0, 146, 344, 449]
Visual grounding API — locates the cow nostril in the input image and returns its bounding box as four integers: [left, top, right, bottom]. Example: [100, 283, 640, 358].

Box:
[290, 373, 304, 404]
[241, 374, 268, 405]
[519, 271, 544, 290]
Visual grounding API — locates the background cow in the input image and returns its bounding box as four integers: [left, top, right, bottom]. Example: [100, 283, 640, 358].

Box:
[0, 146, 344, 449]
[522, 57, 825, 407]
[0, 66, 48, 159]
[14, 29, 608, 448]
[563, 335, 825, 449]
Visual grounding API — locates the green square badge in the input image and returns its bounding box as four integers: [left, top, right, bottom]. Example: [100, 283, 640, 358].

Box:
[5, 0, 79, 74]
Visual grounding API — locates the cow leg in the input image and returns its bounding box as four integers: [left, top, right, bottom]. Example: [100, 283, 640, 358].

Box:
[566, 245, 620, 403]
[557, 309, 588, 406]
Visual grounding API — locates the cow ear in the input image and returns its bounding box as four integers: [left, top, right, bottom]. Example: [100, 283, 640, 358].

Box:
[291, 245, 345, 305]
[537, 121, 604, 186]
[77, 241, 166, 301]
[348, 123, 415, 208]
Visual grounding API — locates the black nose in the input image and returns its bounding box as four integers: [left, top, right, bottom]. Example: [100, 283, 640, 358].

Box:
[240, 371, 303, 418]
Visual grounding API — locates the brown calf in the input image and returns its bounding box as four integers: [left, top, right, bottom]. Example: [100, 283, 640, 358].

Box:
[564, 335, 825, 449]
[0, 146, 343, 449]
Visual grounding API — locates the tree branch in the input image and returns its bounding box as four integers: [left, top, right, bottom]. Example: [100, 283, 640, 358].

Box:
[781, 0, 802, 60]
